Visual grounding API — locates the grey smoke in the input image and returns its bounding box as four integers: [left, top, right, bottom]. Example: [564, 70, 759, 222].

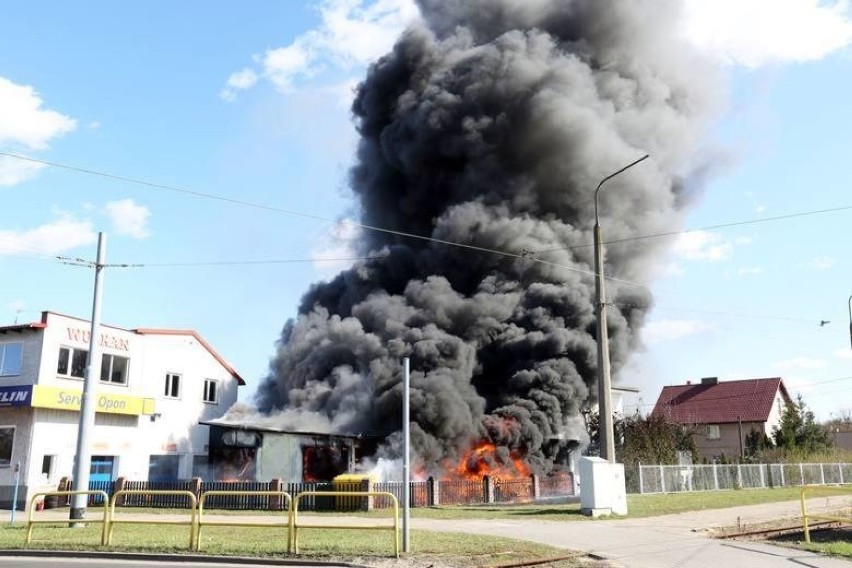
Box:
[252, 0, 721, 474]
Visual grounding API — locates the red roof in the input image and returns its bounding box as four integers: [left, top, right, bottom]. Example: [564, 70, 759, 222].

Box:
[652, 377, 790, 424]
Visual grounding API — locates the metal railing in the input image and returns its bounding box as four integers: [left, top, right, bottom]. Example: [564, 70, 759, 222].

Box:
[799, 484, 852, 543]
[291, 491, 400, 557]
[108, 490, 198, 549]
[26, 490, 110, 545]
[196, 490, 292, 552]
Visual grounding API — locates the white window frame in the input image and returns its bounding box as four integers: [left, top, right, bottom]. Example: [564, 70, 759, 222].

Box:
[57, 346, 88, 379]
[164, 373, 181, 399]
[0, 343, 23, 377]
[100, 353, 130, 385]
[202, 379, 219, 404]
[707, 424, 721, 439]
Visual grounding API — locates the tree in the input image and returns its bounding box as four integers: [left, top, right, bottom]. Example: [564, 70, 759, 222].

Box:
[585, 411, 697, 465]
[772, 395, 833, 453]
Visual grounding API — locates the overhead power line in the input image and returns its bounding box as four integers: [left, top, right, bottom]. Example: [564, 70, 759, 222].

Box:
[0, 151, 645, 287]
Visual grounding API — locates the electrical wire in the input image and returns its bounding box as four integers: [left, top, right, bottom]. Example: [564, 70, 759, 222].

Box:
[0, 151, 644, 286]
[2, 152, 842, 324]
[534, 204, 852, 254]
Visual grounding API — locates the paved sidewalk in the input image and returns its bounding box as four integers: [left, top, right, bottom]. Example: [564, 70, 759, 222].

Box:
[407, 496, 851, 568]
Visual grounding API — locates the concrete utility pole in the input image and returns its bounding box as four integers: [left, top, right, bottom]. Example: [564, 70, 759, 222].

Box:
[402, 357, 411, 553]
[593, 155, 648, 463]
[70, 232, 106, 524]
[847, 294, 851, 350]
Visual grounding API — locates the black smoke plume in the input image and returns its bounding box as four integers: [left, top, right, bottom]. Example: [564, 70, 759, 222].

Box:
[253, 0, 720, 474]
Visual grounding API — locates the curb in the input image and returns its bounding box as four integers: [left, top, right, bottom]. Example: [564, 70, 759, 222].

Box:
[0, 549, 370, 567]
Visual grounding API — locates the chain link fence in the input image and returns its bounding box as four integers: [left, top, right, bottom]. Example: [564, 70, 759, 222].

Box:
[625, 462, 851, 494]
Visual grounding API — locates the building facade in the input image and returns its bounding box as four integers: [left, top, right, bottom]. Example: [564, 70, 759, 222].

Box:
[652, 377, 792, 461]
[0, 311, 243, 508]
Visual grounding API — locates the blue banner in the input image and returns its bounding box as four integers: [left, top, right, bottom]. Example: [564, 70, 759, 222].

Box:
[0, 385, 33, 407]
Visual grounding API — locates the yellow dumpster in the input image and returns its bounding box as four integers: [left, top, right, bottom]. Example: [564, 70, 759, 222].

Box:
[332, 473, 376, 511]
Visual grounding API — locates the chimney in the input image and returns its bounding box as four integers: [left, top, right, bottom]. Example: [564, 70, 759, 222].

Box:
[700, 377, 719, 385]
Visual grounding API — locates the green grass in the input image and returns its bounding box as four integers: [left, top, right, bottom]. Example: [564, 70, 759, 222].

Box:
[1, 520, 583, 567]
[803, 540, 852, 558]
[6, 488, 842, 565]
[342, 487, 805, 520]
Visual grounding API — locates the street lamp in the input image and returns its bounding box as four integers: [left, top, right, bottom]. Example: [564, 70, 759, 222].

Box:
[848, 294, 851, 350]
[593, 154, 649, 463]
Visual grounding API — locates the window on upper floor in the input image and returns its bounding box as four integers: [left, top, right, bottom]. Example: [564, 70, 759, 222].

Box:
[100, 354, 129, 385]
[0, 343, 22, 377]
[164, 373, 181, 399]
[57, 346, 88, 379]
[707, 424, 721, 439]
[203, 379, 219, 404]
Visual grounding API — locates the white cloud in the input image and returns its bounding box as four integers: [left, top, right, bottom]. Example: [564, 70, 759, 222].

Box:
[773, 356, 828, 370]
[222, 0, 420, 100]
[672, 230, 748, 262]
[0, 76, 76, 186]
[808, 256, 836, 270]
[833, 348, 852, 360]
[220, 68, 260, 101]
[105, 198, 151, 239]
[0, 155, 45, 187]
[310, 220, 363, 278]
[0, 217, 96, 256]
[642, 319, 717, 344]
[681, 0, 852, 67]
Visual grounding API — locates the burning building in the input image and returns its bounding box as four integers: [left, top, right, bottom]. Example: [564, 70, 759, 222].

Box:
[202, 419, 360, 482]
[241, 0, 721, 479]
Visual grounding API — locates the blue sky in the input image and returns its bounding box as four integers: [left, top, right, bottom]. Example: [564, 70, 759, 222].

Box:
[1, 0, 850, 422]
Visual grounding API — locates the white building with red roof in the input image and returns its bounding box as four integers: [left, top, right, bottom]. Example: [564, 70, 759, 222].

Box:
[651, 377, 793, 461]
[0, 311, 244, 509]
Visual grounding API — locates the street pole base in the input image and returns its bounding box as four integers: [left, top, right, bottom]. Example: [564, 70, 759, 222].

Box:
[69, 507, 87, 528]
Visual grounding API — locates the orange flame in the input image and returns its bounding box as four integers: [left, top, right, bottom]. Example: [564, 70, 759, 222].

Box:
[450, 440, 531, 480]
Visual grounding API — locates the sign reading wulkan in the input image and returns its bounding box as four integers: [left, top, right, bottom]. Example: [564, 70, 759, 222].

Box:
[30, 385, 155, 416]
[66, 327, 130, 351]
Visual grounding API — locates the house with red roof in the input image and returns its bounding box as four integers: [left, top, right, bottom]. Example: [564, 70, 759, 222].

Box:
[651, 377, 792, 461]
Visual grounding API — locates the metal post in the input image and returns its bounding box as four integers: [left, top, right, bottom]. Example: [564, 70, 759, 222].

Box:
[402, 357, 410, 554]
[638, 461, 644, 494]
[848, 295, 851, 350]
[70, 232, 107, 524]
[593, 154, 648, 463]
[10, 462, 20, 524]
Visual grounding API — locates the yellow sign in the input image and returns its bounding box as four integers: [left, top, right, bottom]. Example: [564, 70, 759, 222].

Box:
[31, 385, 156, 416]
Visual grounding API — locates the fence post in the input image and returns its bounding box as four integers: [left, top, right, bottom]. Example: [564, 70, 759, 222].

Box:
[530, 474, 540, 500]
[483, 475, 495, 504]
[712, 462, 719, 491]
[839, 463, 844, 485]
[114, 477, 127, 506]
[191, 477, 202, 505]
[799, 463, 804, 485]
[427, 476, 440, 506]
[269, 478, 284, 510]
[638, 462, 644, 494]
[659, 465, 666, 493]
[819, 463, 825, 485]
[759, 464, 765, 488]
